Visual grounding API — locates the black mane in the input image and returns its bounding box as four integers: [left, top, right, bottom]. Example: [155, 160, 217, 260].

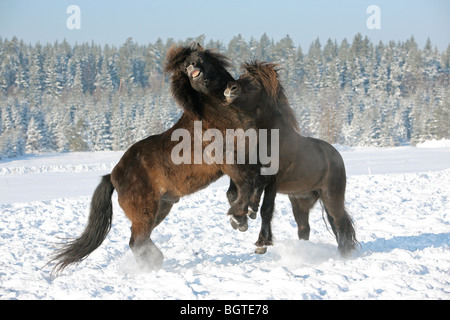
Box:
[164, 43, 233, 117]
[241, 61, 300, 132]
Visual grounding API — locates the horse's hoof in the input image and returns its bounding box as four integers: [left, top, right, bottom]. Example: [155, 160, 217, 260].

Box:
[255, 246, 267, 254]
[238, 222, 248, 232]
[230, 217, 248, 232]
[230, 218, 239, 230]
[135, 246, 164, 272]
[248, 208, 257, 220]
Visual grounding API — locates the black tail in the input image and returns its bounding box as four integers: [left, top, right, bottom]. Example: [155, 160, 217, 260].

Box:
[319, 198, 359, 257]
[51, 174, 115, 274]
[327, 208, 359, 254]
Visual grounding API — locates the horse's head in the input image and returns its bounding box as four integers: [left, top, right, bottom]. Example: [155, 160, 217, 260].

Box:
[223, 61, 279, 113]
[166, 43, 233, 96]
[224, 78, 261, 113]
[225, 61, 300, 132]
[165, 43, 234, 116]
[181, 49, 216, 95]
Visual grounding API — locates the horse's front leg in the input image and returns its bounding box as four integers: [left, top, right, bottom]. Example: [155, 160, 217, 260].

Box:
[227, 180, 252, 232]
[226, 179, 238, 205]
[255, 180, 277, 254]
[228, 178, 260, 220]
[248, 175, 273, 219]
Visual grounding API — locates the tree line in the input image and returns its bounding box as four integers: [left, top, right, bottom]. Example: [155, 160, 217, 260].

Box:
[0, 33, 449, 159]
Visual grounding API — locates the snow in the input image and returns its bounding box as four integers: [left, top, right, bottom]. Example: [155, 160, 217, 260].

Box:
[0, 144, 449, 300]
[416, 138, 450, 149]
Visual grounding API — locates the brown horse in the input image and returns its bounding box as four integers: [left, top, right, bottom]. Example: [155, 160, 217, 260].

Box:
[50, 45, 261, 273]
[164, 43, 263, 230]
[224, 61, 358, 257]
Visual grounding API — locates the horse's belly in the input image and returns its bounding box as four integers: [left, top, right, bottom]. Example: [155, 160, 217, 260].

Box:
[168, 164, 223, 197]
[277, 181, 308, 194]
[277, 164, 325, 194]
[277, 179, 318, 194]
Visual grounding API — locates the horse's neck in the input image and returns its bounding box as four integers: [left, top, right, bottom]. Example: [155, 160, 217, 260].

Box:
[257, 99, 300, 134]
[203, 102, 251, 131]
[199, 92, 222, 107]
[256, 102, 283, 127]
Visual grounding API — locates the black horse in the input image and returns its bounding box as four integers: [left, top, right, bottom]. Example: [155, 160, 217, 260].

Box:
[224, 61, 358, 257]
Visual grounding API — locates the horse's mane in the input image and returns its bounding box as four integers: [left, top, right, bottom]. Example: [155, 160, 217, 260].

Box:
[165, 43, 232, 74]
[242, 61, 300, 132]
[164, 43, 232, 117]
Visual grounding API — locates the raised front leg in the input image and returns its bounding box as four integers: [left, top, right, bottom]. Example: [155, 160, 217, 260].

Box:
[226, 179, 238, 205]
[227, 165, 269, 232]
[228, 178, 260, 220]
[227, 179, 253, 232]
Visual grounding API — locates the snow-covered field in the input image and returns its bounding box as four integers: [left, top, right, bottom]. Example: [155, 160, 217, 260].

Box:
[0, 141, 449, 300]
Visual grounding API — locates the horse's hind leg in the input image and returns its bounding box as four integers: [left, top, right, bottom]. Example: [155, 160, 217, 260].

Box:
[130, 227, 164, 272]
[123, 198, 166, 272]
[320, 193, 357, 257]
[289, 192, 319, 241]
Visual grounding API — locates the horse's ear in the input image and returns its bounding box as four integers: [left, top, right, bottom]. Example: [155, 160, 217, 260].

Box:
[195, 43, 204, 51]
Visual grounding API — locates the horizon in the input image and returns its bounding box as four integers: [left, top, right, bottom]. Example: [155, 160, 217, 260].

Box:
[1, 0, 449, 51]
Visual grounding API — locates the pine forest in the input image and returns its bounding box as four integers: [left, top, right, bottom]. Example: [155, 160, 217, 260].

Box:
[0, 33, 449, 159]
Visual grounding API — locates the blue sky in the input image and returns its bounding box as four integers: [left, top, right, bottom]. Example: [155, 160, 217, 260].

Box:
[1, 0, 449, 50]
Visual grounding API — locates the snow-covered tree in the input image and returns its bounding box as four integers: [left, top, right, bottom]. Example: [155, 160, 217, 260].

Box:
[0, 35, 448, 157]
